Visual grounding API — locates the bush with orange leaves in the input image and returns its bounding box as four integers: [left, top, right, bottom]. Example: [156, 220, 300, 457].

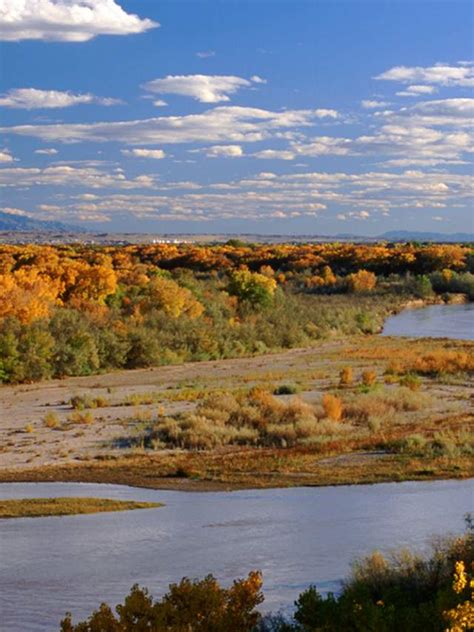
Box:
[347, 269, 377, 293]
[362, 370, 377, 387]
[339, 366, 354, 386]
[413, 351, 474, 377]
[322, 393, 343, 421]
[61, 571, 263, 632]
[444, 560, 474, 632]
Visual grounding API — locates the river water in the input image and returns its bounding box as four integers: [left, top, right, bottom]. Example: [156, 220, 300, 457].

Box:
[382, 303, 474, 340]
[0, 479, 472, 631]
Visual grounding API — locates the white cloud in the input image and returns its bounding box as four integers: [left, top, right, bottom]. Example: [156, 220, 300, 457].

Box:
[0, 149, 15, 163]
[0, 206, 30, 216]
[292, 136, 352, 157]
[395, 85, 437, 97]
[0, 88, 121, 109]
[9, 167, 471, 225]
[252, 149, 295, 160]
[0, 165, 158, 189]
[386, 98, 474, 127]
[250, 75, 267, 84]
[313, 108, 339, 119]
[143, 74, 265, 103]
[361, 100, 391, 109]
[1, 106, 324, 145]
[34, 148, 58, 155]
[121, 148, 166, 159]
[205, 145, 243, 157]
[196, 51, 215, 58]
[153, 100, 167, 107]
[0, 0, 158, 42]
[348, 210, 370, 220]
[375, 63, 474, 87]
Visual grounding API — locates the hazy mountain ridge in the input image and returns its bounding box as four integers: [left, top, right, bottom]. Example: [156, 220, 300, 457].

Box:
[0, 213, 472, 243]
[0, 211, 77, 233]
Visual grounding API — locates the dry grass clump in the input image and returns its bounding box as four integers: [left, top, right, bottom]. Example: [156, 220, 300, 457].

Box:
[70, 395, 110, 410]
[43, 412, 60, 428]
[322, 393, 343, 421]
[385, 350, 474, 378]
[68, 411, 94, 425]
[390, 429, 474, 458]
[143, 388, 349, 450]
[344, 387, 432, 426]
[339, 366, 354, 387]
[399, 374, 422, 391]
[361, 370, 377, 387]
[412, 351, 474, 376]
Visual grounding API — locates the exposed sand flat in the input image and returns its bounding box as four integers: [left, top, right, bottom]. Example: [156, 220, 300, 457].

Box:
[1, 337, 472, 484]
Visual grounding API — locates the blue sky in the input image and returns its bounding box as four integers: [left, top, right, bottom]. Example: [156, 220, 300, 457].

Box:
[0, 0, 472, 235]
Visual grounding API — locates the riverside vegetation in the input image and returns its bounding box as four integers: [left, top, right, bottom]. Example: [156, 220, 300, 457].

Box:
[0, 497, 162, 519]
[0, 242, 473, 383]
[0, 241, 472, 489]
[61, 518, 474, 632]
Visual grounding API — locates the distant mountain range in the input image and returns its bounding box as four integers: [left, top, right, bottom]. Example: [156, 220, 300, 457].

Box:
[0, 213, 472, 243]
[377, 230, 474, 243]
[0, 211, 76, 232]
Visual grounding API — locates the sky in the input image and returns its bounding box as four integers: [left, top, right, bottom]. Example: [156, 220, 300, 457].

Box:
[0, 0, 473, 236]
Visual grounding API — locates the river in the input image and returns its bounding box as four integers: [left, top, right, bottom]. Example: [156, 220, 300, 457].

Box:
[0, 479, 472, 631]
[382, 302, 474, 340]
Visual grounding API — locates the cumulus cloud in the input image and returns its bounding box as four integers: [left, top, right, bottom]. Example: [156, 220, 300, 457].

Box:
[361, 100, 391, 109]
[291, 136, 352, 157]
[375, 62, 474, 87]
[252, 149, 295, 160]
[0, 165, 158, 189]
[153, 100, 167, 107]
[30, 168, 472, 224]
[205, 145, 243, 157]
[0, 88, 121, 109]
[1, 106, 325, 145]
[313, 108, 339, 118]
[142, 74, 265, 103]
[0, 149, 15, 163]
[0, 0, 158, 42]
[0, 206, 31, 216]
[384, 98, 474, 127]
[34, 148, 58, 155]
[396, 85, 437, 97]
[121, 148, 166, 159]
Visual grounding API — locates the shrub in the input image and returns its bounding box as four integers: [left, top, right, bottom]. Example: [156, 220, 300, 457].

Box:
[61, 571, 263, 632]
[228, 269, 277, 308]
[347, 270, 377, 293]
[339, 366, 354, 386]
[399, 374, 421, 391]
[413, 351, 474, 376]
[274, 384, 300, 395]
[272, 525, 474, 632]
[135, 389, 349, 451]
[68, 411, 94, 425]
[362, 370, 377, 387]
[43, 412, 60, 428]
[322, 394, 343, 421]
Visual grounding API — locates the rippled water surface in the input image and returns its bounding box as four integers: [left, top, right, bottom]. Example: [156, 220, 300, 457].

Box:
[382, 303, 474, 340]
[0, 480, 472, 631]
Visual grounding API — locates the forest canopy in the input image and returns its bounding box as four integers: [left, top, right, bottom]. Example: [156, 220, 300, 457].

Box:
[0, 242, 473, 383]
